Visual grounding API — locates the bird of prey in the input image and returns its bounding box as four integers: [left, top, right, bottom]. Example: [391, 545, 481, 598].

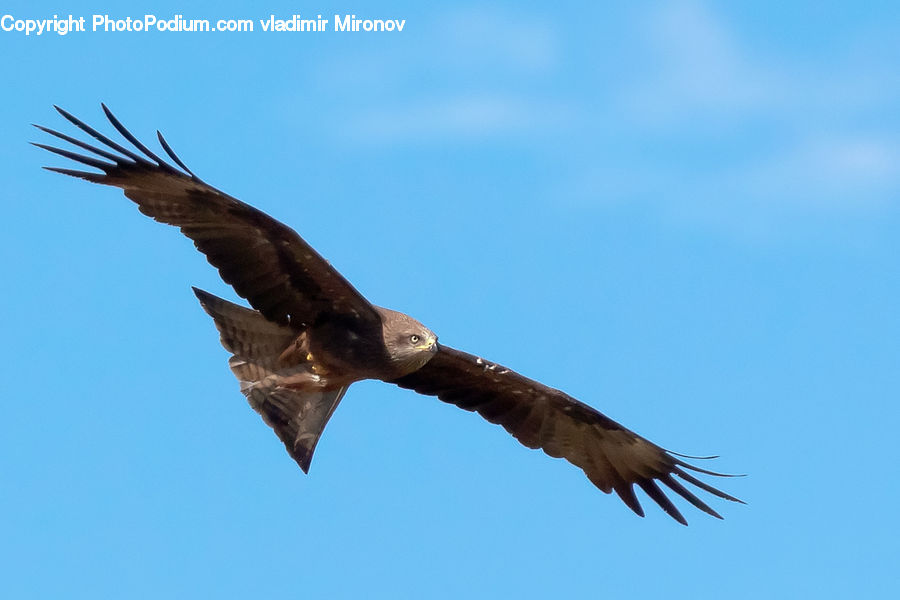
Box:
[35, 105, 742, 525]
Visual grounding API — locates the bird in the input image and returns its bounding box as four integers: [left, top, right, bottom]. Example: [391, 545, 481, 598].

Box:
[34, 104, 743, 525]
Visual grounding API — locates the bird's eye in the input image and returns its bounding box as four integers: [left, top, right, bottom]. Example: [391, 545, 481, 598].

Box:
[409, 334, 420, 344]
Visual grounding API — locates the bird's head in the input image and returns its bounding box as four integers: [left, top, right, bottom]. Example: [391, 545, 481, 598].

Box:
[376, 307, 438, 375]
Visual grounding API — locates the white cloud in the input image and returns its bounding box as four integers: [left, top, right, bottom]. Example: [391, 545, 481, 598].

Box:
[622, 0, 778, 123]
[436, 7, 560, 72]
[314, 6, 559, 91]
[310, 0, 897, 239]
[621, 1, 898, 127]
[341, 94, 574, 143]
[314, 7, 565, 144]
[743, 136, 900, 207]
[597, 0, 900, 230]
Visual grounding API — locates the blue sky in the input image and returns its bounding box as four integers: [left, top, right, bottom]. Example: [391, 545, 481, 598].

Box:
[2, 1, 898, 598]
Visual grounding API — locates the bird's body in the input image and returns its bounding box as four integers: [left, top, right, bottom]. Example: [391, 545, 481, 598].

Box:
[194, 288, 436, 471]
[36, 105, 742, 524]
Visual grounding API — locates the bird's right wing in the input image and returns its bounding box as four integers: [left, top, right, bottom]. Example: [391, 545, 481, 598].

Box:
[35, 104, 382, 333]
[391, 345, 743, 524]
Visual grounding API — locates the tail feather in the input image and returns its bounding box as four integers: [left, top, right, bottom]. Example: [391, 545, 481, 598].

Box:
[193, 287, 348, 473]
[193, 286, 296, 366]
[244, 376, 348, 473]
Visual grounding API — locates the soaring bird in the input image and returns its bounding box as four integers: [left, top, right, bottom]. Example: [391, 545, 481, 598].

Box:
[35, 105, 742, 525]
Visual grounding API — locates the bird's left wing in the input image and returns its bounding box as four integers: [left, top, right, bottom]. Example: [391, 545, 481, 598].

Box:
[390, 345, 743, 525]
[34, 105, 383, 332]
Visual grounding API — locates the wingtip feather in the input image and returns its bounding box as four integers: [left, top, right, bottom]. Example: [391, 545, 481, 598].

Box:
[614, 484, 645, 518]
[659, 473, 724, 519]
[673, 467, 745, 504]
[667, 450, 720, 460]
[32, 141, 115, 170]
[54, 104, 78, 123]
[638, 479, 688, 525]
[673, 456, 744, 478]
[42, 166, 106, 182]
[156, 129, 199, 179]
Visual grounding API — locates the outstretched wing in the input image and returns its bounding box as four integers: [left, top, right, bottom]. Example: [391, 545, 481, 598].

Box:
[34, 104, 381, 332]
[391, 345, 742, 525]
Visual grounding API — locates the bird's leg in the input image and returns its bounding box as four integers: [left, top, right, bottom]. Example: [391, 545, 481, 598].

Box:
[277, 332, 308, 366]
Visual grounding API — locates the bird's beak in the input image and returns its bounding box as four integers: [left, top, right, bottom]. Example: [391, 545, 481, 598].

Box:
[420, 336, 438, 353]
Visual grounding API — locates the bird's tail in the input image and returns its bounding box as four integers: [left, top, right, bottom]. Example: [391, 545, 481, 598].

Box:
[193, 287, 347, 473]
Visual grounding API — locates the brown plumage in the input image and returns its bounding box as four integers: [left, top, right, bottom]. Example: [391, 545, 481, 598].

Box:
[35, 104, 743, 525]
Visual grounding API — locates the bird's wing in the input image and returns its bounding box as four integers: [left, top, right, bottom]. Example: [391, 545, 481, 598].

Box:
[34, 104, 381, 331]
[391, 345, 743, 524]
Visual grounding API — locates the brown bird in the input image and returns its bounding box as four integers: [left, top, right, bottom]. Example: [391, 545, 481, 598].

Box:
[35, 104, 743, 525]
